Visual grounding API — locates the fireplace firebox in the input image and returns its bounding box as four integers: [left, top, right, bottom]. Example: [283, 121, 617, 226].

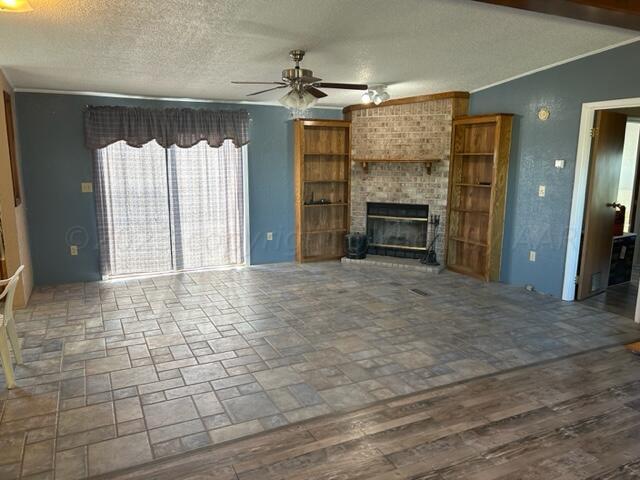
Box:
[366, 202, 428, 259]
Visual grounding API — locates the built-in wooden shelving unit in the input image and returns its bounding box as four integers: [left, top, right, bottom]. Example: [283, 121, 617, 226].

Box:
[294, 119, 351, 262]
[446, 114, 513, 281]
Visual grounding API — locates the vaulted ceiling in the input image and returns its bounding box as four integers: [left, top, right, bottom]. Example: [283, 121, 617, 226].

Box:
[0, 0, 637, 106]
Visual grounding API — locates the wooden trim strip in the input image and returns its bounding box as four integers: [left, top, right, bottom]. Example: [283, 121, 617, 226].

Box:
[3, 91, 22, 207]
[453, 113, 514, 124]
[342, 91, 470, 114]
[297, 119, 352, 127]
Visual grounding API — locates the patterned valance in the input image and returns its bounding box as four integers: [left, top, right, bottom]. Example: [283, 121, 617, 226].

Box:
[84, 106, 250, 150]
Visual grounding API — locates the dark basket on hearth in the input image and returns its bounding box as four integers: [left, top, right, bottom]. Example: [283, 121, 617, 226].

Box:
[345, 233, 368, 259]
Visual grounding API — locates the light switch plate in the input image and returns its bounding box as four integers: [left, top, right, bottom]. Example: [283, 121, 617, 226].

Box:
[266, 232, 273, 241]
[81, 182, 93, 193]
[554, 159, 565, 169]
[538, 185, 546, 197]
[529, 250, 536, 262]
[70, 245, 78, 256]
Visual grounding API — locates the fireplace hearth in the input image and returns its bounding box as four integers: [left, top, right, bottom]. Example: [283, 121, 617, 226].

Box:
[366, 202, 428, 259]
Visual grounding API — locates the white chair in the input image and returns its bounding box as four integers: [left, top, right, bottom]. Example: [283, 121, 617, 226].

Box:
[0, 265, 24, 389]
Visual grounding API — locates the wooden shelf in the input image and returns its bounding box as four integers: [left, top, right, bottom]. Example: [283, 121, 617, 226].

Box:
[450, 236, 488, 247]
[304, 228, 348, 234]
[454, 152, 495, 156]
[448, 263, 487, 281]
[303, 180, 348, 184]
[353, 157, 441, 175]
[451, 208, 490, 214]
[303, 203, 348, 208]
[304, 152, 349, 156]
[300, 254, 343, 262]
[455, 183, 492, 188]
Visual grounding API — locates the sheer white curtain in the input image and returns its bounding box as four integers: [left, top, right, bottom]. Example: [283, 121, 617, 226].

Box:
[94, 140, 172, 276]
[94, 139, 246, 277]
[168, 141, 245, 269]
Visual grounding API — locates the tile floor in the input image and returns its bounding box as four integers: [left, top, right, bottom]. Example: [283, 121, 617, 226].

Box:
[1, 261, 639, 479]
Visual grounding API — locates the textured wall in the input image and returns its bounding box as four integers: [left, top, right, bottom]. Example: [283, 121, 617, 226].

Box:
[349, 98, 465, 262]
[0, 70, 32, 306]
[15, 92, 341, 285]
[470, 40, 640, 296]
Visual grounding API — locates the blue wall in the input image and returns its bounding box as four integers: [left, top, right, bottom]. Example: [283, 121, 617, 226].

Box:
[470, 40, 640, 297]
[15, 93, 341, 285]
[18, 40, 640, 290]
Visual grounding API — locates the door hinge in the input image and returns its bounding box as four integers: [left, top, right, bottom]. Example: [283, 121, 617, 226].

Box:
[574, 275, 579, 285]
[590, 127, 599, 138]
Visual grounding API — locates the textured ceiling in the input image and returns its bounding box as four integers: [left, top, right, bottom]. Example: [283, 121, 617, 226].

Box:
[0, 0, 637, 107]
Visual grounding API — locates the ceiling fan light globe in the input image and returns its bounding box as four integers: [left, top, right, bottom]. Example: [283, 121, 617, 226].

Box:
[279, 89, 316, 112]
[278, 92, 292, 108]
[373, 94, 383, 105]
[361, 92, 372, 104]
[301, 90, 318, 108]
[279, 91, 301, 109]
[380, 91, 390, 102]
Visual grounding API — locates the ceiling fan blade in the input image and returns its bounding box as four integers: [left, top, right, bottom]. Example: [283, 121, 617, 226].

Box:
[232, 81, 287, 85]
[246, 85, 288, 96]
[305, 86, 327, 98]
[314, 82, 368, 90]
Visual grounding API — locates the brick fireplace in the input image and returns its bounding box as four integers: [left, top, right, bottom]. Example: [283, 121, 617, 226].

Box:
[345, 93, 469, 263]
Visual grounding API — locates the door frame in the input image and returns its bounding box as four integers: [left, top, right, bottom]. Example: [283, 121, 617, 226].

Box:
[242, 145, 251, 266]
[562, 97, 640, 315]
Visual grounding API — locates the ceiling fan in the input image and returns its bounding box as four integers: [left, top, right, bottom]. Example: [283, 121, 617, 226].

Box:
[232, 49, 368, 111]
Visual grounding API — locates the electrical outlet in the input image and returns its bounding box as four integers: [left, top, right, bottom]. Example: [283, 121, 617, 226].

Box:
[554, 159, 565, 169]
[266, 232, 273, 241]
[538, 185, 546, 197]
[70, 245, 78, 256]
[529, 250, 536, 262]
[81, 182, 93, 193]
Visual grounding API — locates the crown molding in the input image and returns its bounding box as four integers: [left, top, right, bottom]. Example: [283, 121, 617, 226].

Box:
[12, 88, 344, 110]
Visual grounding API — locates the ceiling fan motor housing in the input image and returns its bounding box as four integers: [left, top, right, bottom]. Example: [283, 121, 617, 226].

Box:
[282, 68, 314, 82]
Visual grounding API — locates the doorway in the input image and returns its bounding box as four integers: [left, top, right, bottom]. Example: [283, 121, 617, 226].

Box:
[582, 114, 640, 318]
[563, 97, 640, 321]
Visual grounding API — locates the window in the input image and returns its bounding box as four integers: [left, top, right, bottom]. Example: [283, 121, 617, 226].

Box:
[94, 139, 246, 277]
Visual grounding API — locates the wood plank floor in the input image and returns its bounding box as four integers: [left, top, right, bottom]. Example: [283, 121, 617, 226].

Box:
[97, 345, 640, 480]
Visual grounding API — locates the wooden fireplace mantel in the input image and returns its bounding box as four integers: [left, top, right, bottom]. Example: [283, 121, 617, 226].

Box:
[353, 157, 442, 174]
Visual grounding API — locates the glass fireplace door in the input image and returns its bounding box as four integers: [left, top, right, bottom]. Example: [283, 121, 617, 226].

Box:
[366, 202, 429, 259]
